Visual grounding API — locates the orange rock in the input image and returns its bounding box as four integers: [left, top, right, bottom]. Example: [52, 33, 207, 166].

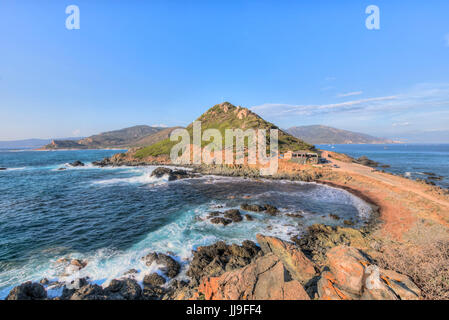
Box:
[256, 234, 316, 284]
[317, 271, 356, 300]
[326, 246, 369, 295]
[379, 269, 421, 300]
[197, 254, 310, 300]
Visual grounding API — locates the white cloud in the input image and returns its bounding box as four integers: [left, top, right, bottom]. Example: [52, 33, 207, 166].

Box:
[250, 83, 449, 118]
[337, 91, 363, 98]
[445, 34, 449, 47]
[392, 122, 411, 127]
[324, 76, 336, 81]
[251, 96, 397, 116]
[72, 129, 81, 136]
[151, 123, 168, 128]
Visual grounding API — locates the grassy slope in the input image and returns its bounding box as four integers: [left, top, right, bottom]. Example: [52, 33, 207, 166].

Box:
[135, 102, 314, 158]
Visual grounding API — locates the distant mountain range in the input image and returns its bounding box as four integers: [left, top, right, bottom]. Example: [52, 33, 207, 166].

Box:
[286, 125, 395, 144]
[1, 121, 397, 152]
[40, 125, 179, 150]
[0, 137, 81, 150]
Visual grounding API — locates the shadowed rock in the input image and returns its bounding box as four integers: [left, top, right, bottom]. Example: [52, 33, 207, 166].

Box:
[150, 167, 197, 181]
[141, 252, 180, 278]
[223, 209, 243, 222]
[187, 241, 261, 286]
[143, 273, 166, 287]
[6, 282, 47, 300]
[69, 161, 85, 167]
[210, 217, 232, 225]
[104, 279, 142, 300]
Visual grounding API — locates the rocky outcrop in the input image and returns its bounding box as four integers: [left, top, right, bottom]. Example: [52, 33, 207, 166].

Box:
[326, 246, 370, 295]
[104, 279, 142, 300]
[256, 234, 316, 285]
[197, 254, 310, 300]
[0, 167, 7, 171]
[151, 167, 197, 181]
[223, 209, 243, 222]
[187, 241, 261, 286]
[141, 252, 181, 278]
[143, 273, 166, 287]
[6, 282, 47, 300]
[240, 203, 278, 215]
[355, 156, 379, 167]
[210, 217, 232, 225]
[316, 245, 421, 300]
[294, 224, 369, 265]
[69, 161, 85, 167]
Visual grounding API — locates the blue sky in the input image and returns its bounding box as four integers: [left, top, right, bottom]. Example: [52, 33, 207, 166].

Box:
[1, 0, 448, 142]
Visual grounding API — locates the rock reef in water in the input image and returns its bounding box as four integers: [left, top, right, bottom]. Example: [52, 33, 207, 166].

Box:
[5, 226, 421, 300]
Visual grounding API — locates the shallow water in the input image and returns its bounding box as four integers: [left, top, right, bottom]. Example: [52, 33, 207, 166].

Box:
[0, 150, 372, 298]
[318, 144, 449, 189]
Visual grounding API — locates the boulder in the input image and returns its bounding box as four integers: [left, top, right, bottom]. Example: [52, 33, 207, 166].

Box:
[69, 161, 85, 167]
[326, 246, 370, 295]
[245, 214, 254, 221]
[361, 267, 420, 300]
[295, 224, 369, 265]
[187, 241, 261, 286]
[317, 271, 353, 300]
[256, 234, 316, 284]
[151, 167, 172, 178]
[355, 156, 379, 167]
[104, 278, 142, 300]
[151, 167, 197, 181]
[6, 282, 47, 300]
[141, 252, 180, 278]
[379, 269, 421, 300]
[67, 284, 107, 300]
[197, 254, 310, 300]
[316, 248, 421, 300]
[210, 217, 232, 226]
[207, 211, 221, 218]
[223, 209, 243, 222]
[264, 204, 279, 215]
[0, 167, 7, 170]
[143, 273, 166, 287]
[240, 204, 265, 212]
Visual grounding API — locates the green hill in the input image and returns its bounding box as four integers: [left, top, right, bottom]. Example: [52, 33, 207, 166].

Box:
[135, 102, 314, 158]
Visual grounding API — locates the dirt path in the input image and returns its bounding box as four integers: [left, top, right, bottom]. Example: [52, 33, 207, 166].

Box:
[321, 151, 449, 210]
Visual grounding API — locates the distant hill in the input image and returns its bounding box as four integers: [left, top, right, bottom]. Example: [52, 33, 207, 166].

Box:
[132, 127, 182, 147]
[135, 102, 314, 158]
[286, 125, 394, 144]
[0, 138, 81, 150]
[41, 125, 175, 150]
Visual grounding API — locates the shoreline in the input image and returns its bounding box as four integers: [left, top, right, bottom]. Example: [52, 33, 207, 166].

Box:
[3, 150, 449, 300]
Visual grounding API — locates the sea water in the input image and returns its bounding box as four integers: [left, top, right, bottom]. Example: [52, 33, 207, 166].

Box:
[0, 149, 372, 298]
[318, 144, 449, 189]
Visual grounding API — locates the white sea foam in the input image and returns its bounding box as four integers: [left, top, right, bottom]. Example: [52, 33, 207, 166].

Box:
[0, 174, 374, 299]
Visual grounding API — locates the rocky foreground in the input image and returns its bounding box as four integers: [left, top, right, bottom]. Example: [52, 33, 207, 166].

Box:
[6, 224, 421, 300]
